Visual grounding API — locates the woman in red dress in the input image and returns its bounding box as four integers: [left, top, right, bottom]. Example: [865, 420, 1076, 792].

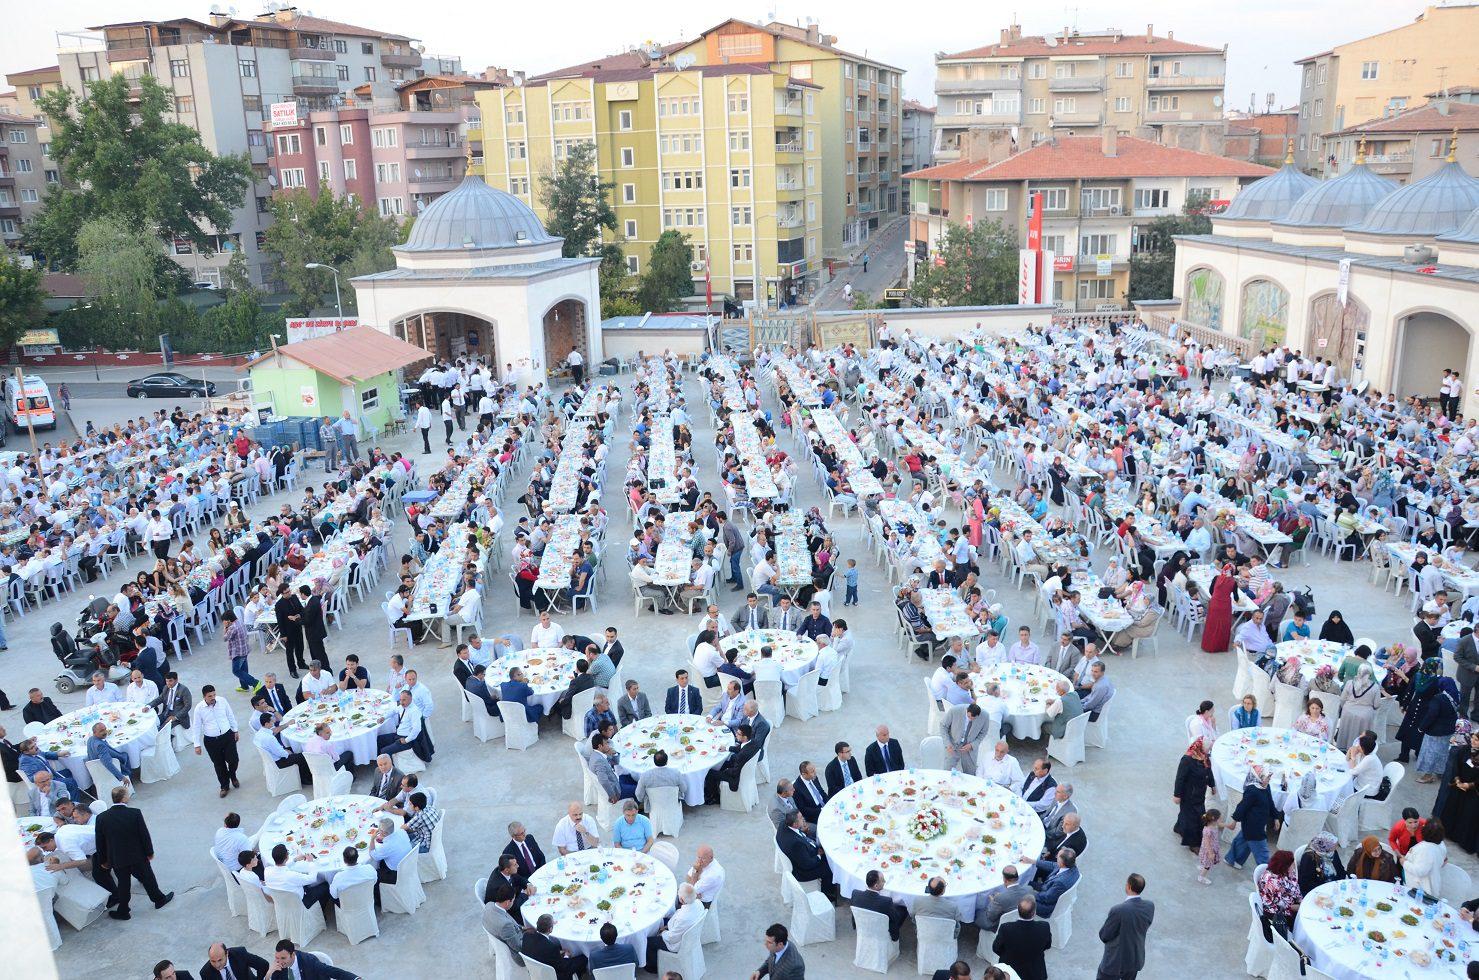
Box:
[1201, 564, 1236, 652]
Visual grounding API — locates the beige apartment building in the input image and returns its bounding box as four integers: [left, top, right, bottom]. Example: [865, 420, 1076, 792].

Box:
[0, 114, 45, 249]
[932, 23, 1227, 164]
[1323, 99, 1479, 182]
[1294, 4, 1479, 174]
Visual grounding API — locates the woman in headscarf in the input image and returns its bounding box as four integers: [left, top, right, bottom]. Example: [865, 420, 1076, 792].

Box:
[1335, 662, 1382, 750]
[1317, 610, 1354, 646]
[1349, 836, 1399, 882]
[1380, 642, 1420, 703]
[1310, 664, 1342, 695]
[1439, 730, 1479, 853]
[1414, 676, 1461, 782]
[1173, 738, 1217, 850]
[1201, 563, 1236, 653]
[1156, 551, 1188, 608]
[1275, 656, 1309, 692]
[1395, 658, 1445, 764]
[1101, 555, 1128, 591]
[1297, 832, 1347, 894]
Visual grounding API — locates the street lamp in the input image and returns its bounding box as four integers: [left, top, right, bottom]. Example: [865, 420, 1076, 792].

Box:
[304, 262, 343, 320]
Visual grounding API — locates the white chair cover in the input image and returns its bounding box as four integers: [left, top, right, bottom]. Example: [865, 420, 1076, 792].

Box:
[917, 736, 945, 770]
[1271, 681, 1305, 731]
[334, 880, 380, 944]
[84, 759, 122, 798]
[701, 891, 722, 945]
[563, 688, 597, 740]
[420, 817, 448, 881]
[382, 849, 426, 914]
[789, 888, 836, 945]
[258, 746, 301, 797]
[646, 785, 684, 838]
[1441, 863, 1473, 903]
[1278, 807, 1328, 849]
[211, 851, 246, 917]
[51, 872, 110, 931]
[786, 670, 820, 722]
[468, 693, 505, 743]
[655, 909, 706, 979]
[1357, 762, 1404, 833]
[1244, 891, 1273, 978]
[525, 960, 559, 980]
[915, 914, 959, 974]
[1085, 704, 1110, 748]
[35, 885, 60, 950]
[266, 886, 325, 946]
[140, 733, 180, 783]
[1267, 932, 1305, 980]
[850, 905, 900, 973]
[649, 840, 680, 874]
[719, 755, 760, 812]
[1048, 713, 1089, 768]
[755, 679, 785, 730]
[240, 879, 276, 936]
[817, 675, 843, 712]
[924, 679, 944, 736]
[592, 964, 638, 979]
[502, 707, 540, 751]
[306, 753, 352, 801]
[1047, 880, 1078, 949]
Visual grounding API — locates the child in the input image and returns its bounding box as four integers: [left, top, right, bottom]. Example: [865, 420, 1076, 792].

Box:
[843, 558, 859, 606]
[1198, 808, 1226, 884]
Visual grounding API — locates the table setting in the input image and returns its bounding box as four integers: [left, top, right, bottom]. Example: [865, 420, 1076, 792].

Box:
[280, 689, 397, 766]
[1210, 726, 1351, 811]
[254, 794, 384, 881]
[1293, 878, 1472, 979]
[1272, 639, 1384, 685]
[37, 701, 158, 786]
[611, 714, 734, 802]
[720, 629, 820, 688]
[917, 588, 979, 641]
[972, 662, 1069, 740]
[522, 847, 678, 967]
[499, 648, 581, 710]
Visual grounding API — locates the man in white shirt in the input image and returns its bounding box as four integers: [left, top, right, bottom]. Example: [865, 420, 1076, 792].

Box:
[1007, 627, 1042, 666]
[529, 610, 563, 649]
[416, 403, 433, 454]
[975, 631, 1007, 668]
[370, 816, 413, 887]
[814, 636, 842, 685]
[123, 669, 157, 706]
[976, 740, 1024, 790]
[328, 845, 378, 904]
[265, 841, 334, 918]
[376, 690, 423, 760]
[686, 845, 725, 908]
[552, 802, 601, 855]
[84, 672, 123, 707]
[440, 585, 482, 648]
[928, 656, 961, 704]
[212, 814, 252, 871]
[252, 713, 311, 787]
[299, 661, 336, 699]
[645, 882, 705, 966]
[145, 509, 173, 560]
[191, 684, 241, 798]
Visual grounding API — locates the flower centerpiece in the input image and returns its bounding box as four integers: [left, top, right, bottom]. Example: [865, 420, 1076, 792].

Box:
[907, 806, 947, 842]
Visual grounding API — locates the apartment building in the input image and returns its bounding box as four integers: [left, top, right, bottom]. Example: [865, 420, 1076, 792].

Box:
[1223, 109, 1299, 168]
[932, 23, 1227, 164]
[1294, 4, 1479, 174]
[901, 100, 935, 213]
[0, 115, 44, 248]
[906, 133, 1271, 310]
[1322, 99, 1479, 183]
[55, 7, 454, 286]
[265, 74, 501, 219]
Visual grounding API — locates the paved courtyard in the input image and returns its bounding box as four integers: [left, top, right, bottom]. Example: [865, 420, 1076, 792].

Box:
[23, 364, 1476, 979]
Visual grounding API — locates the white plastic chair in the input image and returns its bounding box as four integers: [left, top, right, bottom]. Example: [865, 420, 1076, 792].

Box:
[592, 965, 637, 980]
[1358, 762, 1404, 833]
[1271, 681, 1305, 731]
[1279, 806, 1328, 849]
[84, 759, 123, 798]
[211, 851, 246, 918]
[240, 880, 276, 937]
[789, 883, 836, 946]
[817, 675, 843, 712]
[1244, 891, 1274, 978]
[850, 905, 900, 973]
[258, 746, 302, 797]
[382, 849, 426, 914]
[467, 692, 505, 743]
[719, 754, 760, 812]
[786, 670, 820, 722]
[266, 886, 325, 946]
[277, 793, 308, 814]
[501, 707, 540, 751]
[1440, 863, 1473, 904]
[1048, 713, 1089, 768]
[655, 909, 707, 979]
[755, 679, 785, 730]
[915, 914, 958, 974]
[382, 602, 413, 650]
[918, 735, 945, 770]
[649, 840, 680, 874]
[563, 688, 597, 740]
[647, 785, 684, 838]
[1047, 880, 1078, 949]
[701, 890, 722, 945]
[306, 753, 353, 801]
[1085, 703, 1110, 749]
[420, 817, 448, 882]
[140, 733, 179, 783]
[333, 880, 380, 944]
[924, 678, 944, 736]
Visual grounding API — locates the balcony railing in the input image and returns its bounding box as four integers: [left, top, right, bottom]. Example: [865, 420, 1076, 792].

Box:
[290, 44, 336, 62]
[1048, 74, 1105, 92]
[936, 76, 1021, 93]
[1146, 74, 1225, 89]
[775, 141, 802, 154]
[1365, 152, 1412, 174]
[1049, 112, 1104, 127]
[775, 98, 802, 115]
[935, 111, 1022, 127]
[292, 75, 339, 94]
[381, 50, 423, 69]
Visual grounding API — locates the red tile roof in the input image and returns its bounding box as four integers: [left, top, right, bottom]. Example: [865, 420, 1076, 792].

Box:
[252, 12, 411, 42]
[904, 136, 1276, 182]
[244, 327, 430, 385]
[529, 41, 692, 82]
[1327, 101, 1479, 137]
[944, 31, 1219, 60]
[903, 99, 936, 114]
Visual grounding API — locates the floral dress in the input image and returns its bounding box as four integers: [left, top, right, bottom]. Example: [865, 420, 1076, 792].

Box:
[1198, 824, 1222, 871]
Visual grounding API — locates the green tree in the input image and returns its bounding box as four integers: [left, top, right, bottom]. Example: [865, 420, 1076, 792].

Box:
[539, 141, 616, 258]
[1128, 192, 1213, 302]
[26, 74, 251, 269]
[635, 231, 694, 313]
[598, 240, 639, 318]
[907, 219, 1018, 307]
[264, 190, 404, 315]
[0, 255, 48, 349]
[77, 216, 166, 349]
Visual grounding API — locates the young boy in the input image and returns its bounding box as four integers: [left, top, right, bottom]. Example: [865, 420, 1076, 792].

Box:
[843, 558, 860, 606]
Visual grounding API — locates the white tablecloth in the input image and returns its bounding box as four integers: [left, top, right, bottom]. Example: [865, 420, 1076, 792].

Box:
[523, 847, 677, 967]
[255, 794, 384, 883]
[817, 770, 1045, 921]
[499, 649, 581, 711]
[1293, 879, 1472, 980]
[37, 702, 158, 788]
[1210, 726, 1351, 811]
[919, 588, 980, 640]
[1272, 639, 1385, 685]
[281, 690, 397, 766]
[720, 630, 819, 688]
[972, 663, 1069, 741]
[611, 715, 732, 803]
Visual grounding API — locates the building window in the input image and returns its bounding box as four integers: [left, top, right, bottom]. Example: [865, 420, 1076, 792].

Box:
[45, 169, 59, 184]
[13, 159, 30, 173]
[20, 188, 38, 204]
[505, 105, 524, 124]
[619, 109, 633, 130]
[733, 242, 753, 262]
[239, 59, 256, 78]
[280, 167, 306, 188]
[805, 93, 815, 115]
[1189, 186, 1221, 201]
[26, 85, 42, 100]
[661, 208, 704, 228]
[728, 130, 750, 151]
[276, 133, 301, 155]
[508, 141, 527, 160]
[359, 386, 380, 411]
[169, 59, 190, 78]
[1080, 233, 1118, 255]
[1316, 65, 1327, 85]
[376, 162, 401, 183]
[1053, 98, 1077, 114]
[806, 200, 816, 222]
[1115, 97, 1131, 112]
[343, 159, 357, 180]
[372, 128, 398, 148]
[624, 219, 637, 238]
[1079, 278, 1115, 300]
[658, 97, 701, 117]
[1028, 63, 1046, 79]
[731, 206, 752, 226]
[1038, 187, 1069, 210]
[1028, 98, 1045, 114]
[1042, 234, 1066, 256]
[805, 163, 815, 187]
[1148, 95, 1179, 111]
[79, 67, 99, 83]
[1133, 188, 1170, 210]
[983, 188, 1007, 211]
[362, 42, 374, 55]
[315, 126, 327, 146]
[1360, 61, 1378, 80]
[1080, 187, 1122, 211]
[1314, 99, 1324, 116]
[243, 95, 261, 111]
[175, 96, 194, 114]
[805, 128, 815, 152]
[727, 94, 748, 113]
[622, 183, 636, 203]
[730, 168, 751, 188]
[39, 142, 49, 157]
[318, 160, 331, 183]
[334, 39, 348, 54]
[620, 147, 634, 167]
[364, 67, 376, 82]
[1115, 62, 1133, 78]
[626, 255, 639, 274]
[337, 65, 350, 82]
[378, 197, 404, 216]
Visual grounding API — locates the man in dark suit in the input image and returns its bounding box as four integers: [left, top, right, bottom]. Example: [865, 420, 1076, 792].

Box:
[703, 724, 761, 803]
[863, 725, 906, 776]
[824, 741, 863, 797]
[298, 585, 328, 668]
[600, 627, 625, 667]
[257, 673, 292, 717]
[589, 922, 639, 970]
[466, 665, 501, 716]
[1045, 812, 1087, 864]
[268, 940, 359, 980]
[931, 962, 972, 980]
[150, 674, 192, 733]
[850, 869, 908, 941]
[752, 922, 805, 979]
[367, 755, 405, 803]
[1020, 758, 1057, 812]
[273, 586, 306, 677]
[734, 592, 772, 631]
[793, 761, 829, 823]
[199, 942, 270, 980]
[22, 688, 63, 726]
[521, 912, 588, 980]
[499, 667, 545, 722]
[617, 679, 652, 727]
[1031, 848, 1081, 917]
[501, 822, 547, 878]
[0, 724, 22, 788]
[452, 646, 475, 689]
[1096, 873, 1155, 980]
[553, 659, 596, 721]
[95, 785, 174, 919]
[481, 854, 531, 921]
[993, 896, 1052, 980]
[664, 669, 704, 715]
[776, 810, 839, 899]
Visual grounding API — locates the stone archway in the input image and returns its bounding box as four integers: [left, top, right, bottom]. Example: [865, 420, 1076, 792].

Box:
[1392, 310, 1470, 403]
[394, 311, 497, 365]
[1306, 292, 1367, 375]
[541, 298, 588, 372]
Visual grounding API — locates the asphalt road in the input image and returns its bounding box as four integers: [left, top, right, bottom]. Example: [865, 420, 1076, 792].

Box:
[814, 216, 907, 309]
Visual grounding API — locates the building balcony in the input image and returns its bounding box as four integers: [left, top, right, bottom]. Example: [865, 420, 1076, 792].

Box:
[1075, 255, 1129, 270]
[1049, 112, 1103, 128]
[380, 50, 423, 69]
[105, 43, 152, 64]
[407, 174, 460, 193]
[405, 139, 463, 159]
[774, 141, 802, 161]
[1143, 109, 1216, 124]
[936, 76, 1021, 94]
[774, 98, 803, 118]
[463, 124, 483, 141]
[0, 173, 13, 187]
[1146, 74, 1225, 90]
[1049, 74, 1105, 92]
[0, 202, 20, 218]
[935, 111, 1022, 128]
[1366, 152, 1412, 175]
[290, 45, 336, 63]
[775, 182, 803, 201]
[292, 75, 339, 95]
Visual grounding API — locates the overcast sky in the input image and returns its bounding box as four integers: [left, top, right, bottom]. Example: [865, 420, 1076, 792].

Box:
[1, 1, 1409, 111]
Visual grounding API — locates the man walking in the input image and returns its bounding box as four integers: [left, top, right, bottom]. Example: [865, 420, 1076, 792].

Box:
[566, 348, 585, 387]
[221, 611, 258, 692]
[1096, 873, 1155, 980]
[95, 785, 173, 919]
[191, 685, 241, 798]
[336, 411, 361, 464]
[416, 400, 433, 454]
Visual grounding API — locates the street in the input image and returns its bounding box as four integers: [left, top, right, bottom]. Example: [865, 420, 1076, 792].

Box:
[813, 215, 907, 310]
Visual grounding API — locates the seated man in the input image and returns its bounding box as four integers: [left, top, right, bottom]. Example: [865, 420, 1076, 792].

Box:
[465, 665, 501, 717]
[643, 882, 705, 972]
[500, 667, 545, 723]
[850, 869, 908, 941]
[86, 722, 135, 787]
[264, 842, 335, 919]
[522, 912, 589, 980]
[775, 810, 840, 900]
[1028, 847, 1080, 918]
[703, 724, 761, 805]
[253, 713, 311, 786]
[374, 690, 424, 758]
[588, 922, 639, 971]
[707, 680, 748, 729]
[635, 750, 688, 807]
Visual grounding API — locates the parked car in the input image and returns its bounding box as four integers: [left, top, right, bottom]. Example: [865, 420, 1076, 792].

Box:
[124, 373, 218, 399]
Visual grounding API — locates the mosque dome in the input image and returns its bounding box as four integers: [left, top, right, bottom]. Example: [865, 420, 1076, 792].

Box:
[1343, 160, 1479, 238]
[1274, 160, 1397, 229]
[1436, 203, 1479, 245]
[1217, 161, 1320, 223]
[400, 176, 558, 252]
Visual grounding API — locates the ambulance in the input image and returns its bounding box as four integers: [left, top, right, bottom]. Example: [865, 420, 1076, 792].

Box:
[3, 375, 57, 432]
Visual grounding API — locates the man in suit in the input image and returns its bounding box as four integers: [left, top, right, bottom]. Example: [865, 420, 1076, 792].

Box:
[481, 854, 531, 920]
[501, 822, 546, 877]
[523, 912, 588, 979]
[22, 688, 63, 726]
[664, 669, 704, 715]
[993, 897, 1052, 980]
[1044, 679, 1085, 739]
[734, 592, 771, 631]
[588, 733, 638, 802]
[600, 626, 626, 667]
[268, 939, 359, 980]
[1020, 758, 1058, 814]
[483, 883, 526, 966]
[500, 667, 545, 723]
[776, 811, 839, 899]
[768, 780, 804, 831]
[95, 785, 173, 919]
[465, 665, 501, 716]
[824, 741, 863, 797]
[793, 762, 829, 823]
[1045, 811, 1087, 863]
[150, 673, 192, 733]
[636, 749, 689, 807]
[704, 723, 761, 804]
[272, 585, 306, 677]
[553, 659, 596, 721]
[975, 864, 1033, 933]
[199, 942, 270, 980]
[618, 679, 652, 727]
[367, 755, 405, 804]
[452, 645, 476, 689]
[0, 725, 23, 790]
[1096, 873, 1154, 980]
[931, 963, 972, 980]
[589, 922, 639, 970]
[913, 876, 958, 922]
[851, 869, 908, 941]
[773, 595, 803, 633]
[297, 585, 328, 668]
[944, 703, 990, 774]
[863, 725, 906, 776]
[1030, 847, 1081, 917]
[750, 922, 805, 980]
[1040, 783, 1078, 846]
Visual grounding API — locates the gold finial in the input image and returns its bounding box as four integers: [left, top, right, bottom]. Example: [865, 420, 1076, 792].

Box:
[1284, 138, 1294, 165]
[1448, 127, 1459, 164]
[1355, 137, 1366, 165]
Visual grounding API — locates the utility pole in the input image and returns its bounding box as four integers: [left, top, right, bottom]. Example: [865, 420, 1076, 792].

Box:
[13, 368, 36, 453]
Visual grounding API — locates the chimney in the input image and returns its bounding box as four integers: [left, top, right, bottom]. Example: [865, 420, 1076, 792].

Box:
[1001, 28, 1011, 45]
[1146, 23, 1154, 42]
[1102, 127, 1118, 157]
[1437, 100, 1451, 116]
[1167, 31, 1174, 40]
[806, 23, 820, 44]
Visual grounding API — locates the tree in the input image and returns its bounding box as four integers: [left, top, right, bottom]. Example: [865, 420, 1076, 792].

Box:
[77, 216, 167, 349]
[635, 231, 694, 313]
[0, 255, 48, 350]
[26, 74, 251, 269]
[539, 141, 615, 258]
[1128, 192, 1213, 302]
[598, 240, 639, 318]
[907, 219, 1018, 308]
[263, 189, 404, 315]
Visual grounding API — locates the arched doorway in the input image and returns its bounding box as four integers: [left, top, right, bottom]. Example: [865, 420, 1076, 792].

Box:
[542, 298, 588, 372]
[1184, 267, 1225, 332]
[1306, 292, 1367, 375]
[1239, 279, 1289, 348]
[1393, 310, 1470, 402]
[393, 311, 497, 365]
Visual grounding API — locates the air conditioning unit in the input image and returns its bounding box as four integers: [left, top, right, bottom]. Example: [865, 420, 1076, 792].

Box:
[1108, 205, 1122, 216]
[690, 260, 706, 273]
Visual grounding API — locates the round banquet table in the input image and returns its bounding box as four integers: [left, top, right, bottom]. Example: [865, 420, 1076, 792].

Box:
[1272, 639, 1384, 685]
[971, 662, 1070, 740]
[720, 630, 819, 688]
[1210, 726, 1351, 812]
[817, 769, 1046, 921]
[255, 794, 384, 883]
[18, 816, 49, 849]
[1293, 879, 1472, 980]
[499, 648, 582, 711]
[37, 701, 158, 788]
[523, 847, 677, 968]
[611, 714, 733, 803]
[280, 689, 396, 767]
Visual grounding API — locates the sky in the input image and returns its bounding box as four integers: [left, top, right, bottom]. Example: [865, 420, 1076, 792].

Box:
[0, 0, 1417, 110]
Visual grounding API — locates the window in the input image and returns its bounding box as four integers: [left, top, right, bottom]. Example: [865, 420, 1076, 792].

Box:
[343, 159, 357, 180]
[372, 128, 398, 148]
[1080, 233, 1118, 255]
[661, 208, 704, 228]
[553, 138, 590, 160]
[509, 176, 530, 195]
[318, 160, 331, 183]
[14, 159, 31, 173]
[552, 102, 590, 122]
[362, 42, 374, 55]
[1317, 65, 1327, 85]
[1054, 63, 1077, 79]
[508, 141, 527, 160]
[312, 126, 326, 147]
[356, 386, 380, 412]
[1029, 98, 1045, 114]
[330, 65, 347, 82]
[805, 93, 814, 115]
[733, 243, 753, 262]
[1115, 97, 1131, 112]
[79, 66, 99, 83]
[1038, 187, 1069, 210]
[1042, 234, 1066, 256]
[805, 128, 815, 152]
[658, 96, 701, 117]
[1080, 187, 1122, 211]
[983, 188, 1008, 211]
[175, 96, 194, 114]
[622, 183, 636, 203]
[805, 163, 815, 187]
[791, 62, 812, 81]
[1148, 95, 1179, 111]
[717, 32, 763, 58]
[731, 206, 752, 226]
[275, 133, 301, 155]
[730, 168, 751, 188]
[728, 130, 750, 151]
[620, 147, 634, 167]
[1133, 188, 1170, 210]
[1361, 61, 1379, 80]
[0, 220, 13, 235]
[243, 95, 262, 112]
[1304, 66, 1314, 89]
[1079, 278, 1115, 300]
[661, 170, 703, 190]
[505, 105, 524, 124]
[1189, 186, 1221, 201]
[334, 39, 348, 54]
[1430, 137, 1446, 158]
[375, 162, 401, 183]
[727, 94, 748, 113]
[20, 188, 38, 204]
[624, 219, 637, 238]
[280, 167, 306, 188]
[169, 59, 190, 78]
[1314, 99, 1324, 116]
[26, 85, 42, 100]
[44, 169, 59, 184]
[239, 59, 256, 78]
[1116, 61, 1133, 78]
[364, 67, 376, 82]
[626, 255, 639, 274]
[378, 196, 404, 216]
[39, 142, 49, 157]
[806, 200, 816, 222]
[1053, 98, 1077, 114]
[618, 109, 633, 130]
[1028, 63, 1046, 79]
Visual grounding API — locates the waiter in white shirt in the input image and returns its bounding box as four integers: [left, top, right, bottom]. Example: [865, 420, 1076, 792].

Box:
[191, 684, 241, 798]
[416, 402, 433, 454]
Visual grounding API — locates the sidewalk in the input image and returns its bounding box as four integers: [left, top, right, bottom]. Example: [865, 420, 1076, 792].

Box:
[813, 216, 907, 310]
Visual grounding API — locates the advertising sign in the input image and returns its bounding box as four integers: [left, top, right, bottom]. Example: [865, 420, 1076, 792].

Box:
[285, 317, 357, 344]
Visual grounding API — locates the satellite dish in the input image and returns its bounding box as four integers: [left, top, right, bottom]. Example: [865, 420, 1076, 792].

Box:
[672, 53, 696, 71]
[1044, 36, 1057, 47]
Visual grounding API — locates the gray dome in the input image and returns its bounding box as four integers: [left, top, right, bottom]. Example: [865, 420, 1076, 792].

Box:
[1344, 161, 1479, 238]
[1218, 162, 1320, 223]
[1274, 163, 1397, 229]
[1436, 205, 1479, 245]
[400, 176, 558, 252]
